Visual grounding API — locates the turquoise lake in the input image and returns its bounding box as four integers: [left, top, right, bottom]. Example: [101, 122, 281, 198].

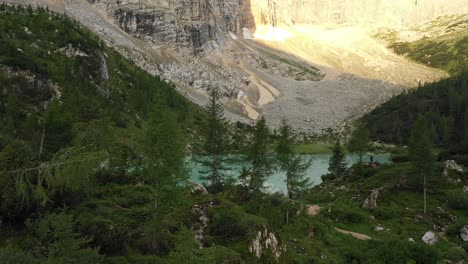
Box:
[189, 154, 391, 194]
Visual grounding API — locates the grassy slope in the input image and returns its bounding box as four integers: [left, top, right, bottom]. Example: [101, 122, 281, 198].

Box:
[378, 15, 468, 75]
[0, 5, 204, 155]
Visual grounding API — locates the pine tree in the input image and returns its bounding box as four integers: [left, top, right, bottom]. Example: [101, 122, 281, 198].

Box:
[408, 117, 436, 214]
[199, 88, 229, 192]
[143, 107, 187, 209]
[328, 141, 347, 178]
[36, 213, 103, 263]
[276, 119, 312, 200]
[242, 117, 272, 192]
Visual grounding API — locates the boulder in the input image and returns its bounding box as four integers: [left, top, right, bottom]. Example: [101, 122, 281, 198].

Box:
[460, 225, 468, 242]
[336, 185, 348, 191]
[442, 160, 464, 176]
[306, 205, 321, 216]
[190, 183, 209, 195]
[363, 187, 384, 209]
[421, 231, 438, 245]
[374, 226, 385, 232]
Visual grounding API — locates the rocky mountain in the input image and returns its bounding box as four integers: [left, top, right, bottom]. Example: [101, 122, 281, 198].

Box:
[3, 0, 467, 132]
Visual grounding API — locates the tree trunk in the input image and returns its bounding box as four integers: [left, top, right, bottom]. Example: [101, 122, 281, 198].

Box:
[39, 126, 45, 159]
[423, 173, 427, 214]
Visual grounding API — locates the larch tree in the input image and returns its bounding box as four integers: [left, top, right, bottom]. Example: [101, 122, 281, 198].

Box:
[143, 107, 188, 209]
[347, 123, 371, 164]
[242, 117, 272, 193]
[276, 119, 312, 224]
[408, 117, 436, 214]
[328, 141, 347, 178]
[199, 88, 230, 192]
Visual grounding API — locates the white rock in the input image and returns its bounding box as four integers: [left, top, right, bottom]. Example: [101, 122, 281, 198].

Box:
[442, 160, 464, 176]
[408, 238, 415, 243]
[374, 226, 385, 232]
[228, 31, 238, 40]
[421, 231, 438, 245]
[460, 225, 468, 242]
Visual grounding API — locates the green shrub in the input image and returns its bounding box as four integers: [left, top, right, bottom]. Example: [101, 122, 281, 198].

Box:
[447, 190, 468, 210]
[208, 205, 265, 245]
[330, 203, 368, 224]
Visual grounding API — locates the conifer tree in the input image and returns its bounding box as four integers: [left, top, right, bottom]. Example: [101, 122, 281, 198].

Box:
[199, 88, 229, 192]
[242, 117, 272, 192]
[328, 141, 347, 178]
[347, 123, 370, 164]
[408, 117, 435, 214]
[144, 107, 187, 209]
[276, 119, 312, 200]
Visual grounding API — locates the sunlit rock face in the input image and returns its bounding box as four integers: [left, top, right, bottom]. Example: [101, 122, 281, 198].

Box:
[250, 0, 468, 28]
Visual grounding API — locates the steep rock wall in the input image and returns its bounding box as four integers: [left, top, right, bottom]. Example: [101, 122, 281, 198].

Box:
[250, 0, 468, 28]
[88, 0, 255, 54]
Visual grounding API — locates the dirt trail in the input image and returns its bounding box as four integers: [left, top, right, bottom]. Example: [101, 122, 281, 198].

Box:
[334, 227, 372, 240]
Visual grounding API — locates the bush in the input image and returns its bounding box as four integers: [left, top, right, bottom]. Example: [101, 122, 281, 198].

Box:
[330, 203, 368, 224]
[391, 154, 409, 163]
[208, 205, 265, 245]
[447, 190, 468, 210]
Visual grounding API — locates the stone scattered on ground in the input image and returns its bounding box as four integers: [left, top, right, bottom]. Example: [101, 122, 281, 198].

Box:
[421, 231, 438, 245]
[306, 205, 321, 216]
[460, 225, 468, 242]
[374, 226, 385, 232]
[336, 185, 348, 191]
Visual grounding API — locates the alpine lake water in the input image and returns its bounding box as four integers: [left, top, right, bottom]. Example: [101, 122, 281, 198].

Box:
[189, 154, 391, 194]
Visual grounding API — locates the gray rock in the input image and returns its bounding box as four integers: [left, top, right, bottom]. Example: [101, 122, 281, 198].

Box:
[374, 226, 385, 232]
[421, 231, 438, 245]
[442, 160, 464, 176]
[249, 226, 285, 262]
[460, 225, 468, 242]
[363, 187, 384, 209]
[191, 183, 209, 195]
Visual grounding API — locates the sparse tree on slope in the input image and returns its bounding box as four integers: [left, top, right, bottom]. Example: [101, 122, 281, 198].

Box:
[144, 107, 187, 209]
[242, 117, 272, 193]
[276, 119, 312, 224]
[276, 119, 312, 200]
[328, 141, 347, 178]
[199, 88, 230, 192]
[348, 123, 370, 164]
[408, 117, 436, 214]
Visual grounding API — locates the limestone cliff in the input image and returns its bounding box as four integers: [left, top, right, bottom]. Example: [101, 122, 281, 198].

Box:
[88, 0, 255, 54]
[250, 0, 468, 28]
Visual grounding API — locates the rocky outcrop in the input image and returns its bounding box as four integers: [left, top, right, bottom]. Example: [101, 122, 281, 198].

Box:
[421, 231, 438, 245]
[89, 0, 255, 55]
[249, 226, 285, 262]
[191, 202, 213, 245]
[442, 160, 464, 177]
[250, 0, 468, 28]
[362, 187, 384, 209]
